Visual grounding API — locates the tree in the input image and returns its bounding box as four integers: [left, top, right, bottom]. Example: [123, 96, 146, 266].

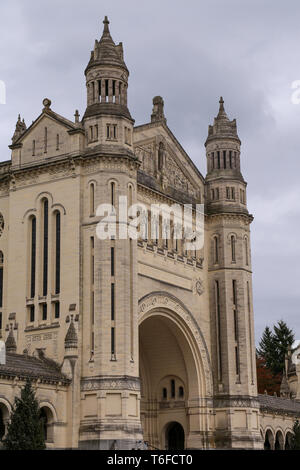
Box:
[257, 320, 295, 376]
[291, 420, 300, 450]
[256, 356, 281, 395]
[3, 379, 46, 450]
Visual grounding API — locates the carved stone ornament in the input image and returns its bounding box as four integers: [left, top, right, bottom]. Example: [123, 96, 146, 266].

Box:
[193, 278, 204, 296]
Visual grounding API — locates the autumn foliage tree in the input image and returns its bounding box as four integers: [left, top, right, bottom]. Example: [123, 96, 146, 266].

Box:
[256, 320, 295, 395]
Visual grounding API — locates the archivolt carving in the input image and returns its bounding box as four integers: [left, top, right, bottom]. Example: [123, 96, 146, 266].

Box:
[138, 291, 213, 397]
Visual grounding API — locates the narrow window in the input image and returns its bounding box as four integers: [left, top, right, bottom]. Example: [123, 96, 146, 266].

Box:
[113, 125, 117, 139]
[178, 386, 184, 398]
[112, 80, 116, 102]
[111, 283, 115, 321]
[211, 152, 215, 169]
[0, 312, 2, 330]
[229, 150, 232, 168]
[42, 303, 47, 321]
[111, 247, 115, 276]
[231, 236, 236, 262]
[91, 237, 94, 286]
[231, 187, 235, 200]
[223, 150, 226, 168]
[54, 301, 60, 319]
[171, 379, 175, 398]
[43, 200, 48, 297]
[111, 327, 115, 356]
[163, 388, 167, 399]
[235, 346, 240, 376]
[55, 212, 60, 295]
[32, 140, 36, 156]
[0, 252, 3, 309]
[214, 236, 219, 264]
[90, 183, 95, 216]
[105, 79, 109, 100]
[211, 189, 215, 200]
[95, 125, 98, 140]
[44, 127, 47, 153]
[29, 305, 35, 323]
[217, 151, 220, 169]
[56, 134, 59, 151]
[245, 237, 249, 266]
[30, 217, 36, 298]
[232, 279, 237, 306]
[226, 187, 230, 199]
[111, 182, 115, 207]
[106, 124, 110, 139]
[215, 280, 222, 381]
[89, 126, 93, 141]
[98, 80, 101, 101]
[128, 184, 133, 207]
[91, 82, 95, 101]
[216, 188, 219, 200]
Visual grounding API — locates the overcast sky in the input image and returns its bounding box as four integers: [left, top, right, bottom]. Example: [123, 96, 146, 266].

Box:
[0, 0, 299, 343]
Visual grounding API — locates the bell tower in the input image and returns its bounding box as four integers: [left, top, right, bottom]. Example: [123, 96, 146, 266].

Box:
[79, 18, 141, 450]
[83, 16, 134, 148]
[205, 98, 262, 448]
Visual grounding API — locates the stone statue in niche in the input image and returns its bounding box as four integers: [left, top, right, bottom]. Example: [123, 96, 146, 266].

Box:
[158, 142, 166, 171]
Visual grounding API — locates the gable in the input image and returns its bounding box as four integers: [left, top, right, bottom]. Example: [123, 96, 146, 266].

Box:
[133, 123, 204, 201]
[10, 107, 85, 169]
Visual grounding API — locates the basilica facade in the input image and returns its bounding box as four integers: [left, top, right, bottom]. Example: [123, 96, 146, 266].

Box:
[0, 17, 299, 450]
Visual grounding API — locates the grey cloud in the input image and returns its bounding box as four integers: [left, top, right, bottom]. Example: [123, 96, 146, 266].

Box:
[0, 0, 299, 342]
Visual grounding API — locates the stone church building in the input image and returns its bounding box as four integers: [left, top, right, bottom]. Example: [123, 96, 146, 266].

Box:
[0, 17, 299, 450]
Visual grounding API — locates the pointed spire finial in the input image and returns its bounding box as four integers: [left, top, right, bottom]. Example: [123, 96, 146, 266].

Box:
[219, 96, 224, 111]
[103, 15, 110, 32]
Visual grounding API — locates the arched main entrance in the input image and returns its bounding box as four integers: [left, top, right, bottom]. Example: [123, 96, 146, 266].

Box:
[138, 292, 212, 450]
[166, 422, 185, 450]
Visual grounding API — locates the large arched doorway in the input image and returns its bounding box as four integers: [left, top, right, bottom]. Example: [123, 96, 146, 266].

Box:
[166, 422, 185, 450]
[138, 294, 211, 450]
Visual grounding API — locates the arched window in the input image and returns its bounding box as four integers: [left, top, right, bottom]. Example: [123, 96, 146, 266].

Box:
[39, 407, 54, 443]
[128, 184, 133, 207]
[162, 388, 167, 399]
[30, 217, 36, 299]
[54, 211, 61, 295]
[90, 183, 95, 216]
[171, 379, 175, 398]
[231, 235, 236, 263]
[110, 182, 115, 207]
[178, 386, 184, 398]
[42, 199, 49, 297]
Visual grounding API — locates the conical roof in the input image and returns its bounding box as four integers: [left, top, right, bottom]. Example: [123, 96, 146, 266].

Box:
[65, 318, 78, 349]
[5, 328, 17, 353]
[206, 97, 240, 144]
[85, 16, 128, 73]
